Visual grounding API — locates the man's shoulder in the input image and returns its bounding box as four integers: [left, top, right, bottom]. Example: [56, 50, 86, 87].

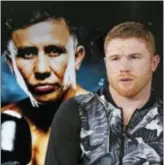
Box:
[155, 98, 163, 115]
[73, 87, 107, 104]
[74, 92, 94, 104]
[1, 98, 31, 114]
[74, 86, 89, 95]
[58, 92, 94, 115]
[2, 103, 21, 114]
[156, 98, 163, 105]
[62, 87, 106, 110]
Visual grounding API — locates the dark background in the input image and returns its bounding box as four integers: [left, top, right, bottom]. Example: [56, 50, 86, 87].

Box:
[1, 1, 163, 104]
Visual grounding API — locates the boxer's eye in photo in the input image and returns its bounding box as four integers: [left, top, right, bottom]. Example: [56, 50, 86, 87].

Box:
[44, 45, 66, 57]
[17, 47, 38, 59]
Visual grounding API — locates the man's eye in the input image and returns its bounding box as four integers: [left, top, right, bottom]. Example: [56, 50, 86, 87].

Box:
[112, 57, 119, 60]
[130, 56, 140, 59]
[17, 52, 36, 59]
[106, 56, 120, 62]
[17, 47, 37, 59]
[48, 49, 60, 57]
[23, 52, 35, 59]
[45, 46, 66, 57]
[110, 57, 119, 61]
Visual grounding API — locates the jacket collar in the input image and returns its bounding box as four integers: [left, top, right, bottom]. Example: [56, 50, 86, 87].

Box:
[98, 88, 156, 111]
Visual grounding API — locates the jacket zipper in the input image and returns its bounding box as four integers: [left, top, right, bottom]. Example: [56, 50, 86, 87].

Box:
[120, 109, 139, 165]
[120, 108, 124, 165]
[97, 94, 140, 164]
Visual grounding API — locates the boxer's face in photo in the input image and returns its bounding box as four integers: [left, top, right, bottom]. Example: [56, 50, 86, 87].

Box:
[12, 19, 72, 103]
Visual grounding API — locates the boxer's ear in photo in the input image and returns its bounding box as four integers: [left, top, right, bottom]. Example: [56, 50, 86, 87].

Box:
[75, 45, 85, 70]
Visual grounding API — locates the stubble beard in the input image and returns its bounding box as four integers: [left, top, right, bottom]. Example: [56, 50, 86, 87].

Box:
[110, 74, 152, 98]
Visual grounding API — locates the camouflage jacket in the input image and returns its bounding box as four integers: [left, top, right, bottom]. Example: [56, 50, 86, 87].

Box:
[75, 90, 163, 165]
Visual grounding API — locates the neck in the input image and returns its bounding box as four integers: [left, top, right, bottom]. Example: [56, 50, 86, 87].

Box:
[63, 86, 77, 101]
[21, 87, 76, 131]
[109, 82, 151, 125]
[21, 85, 86, 131]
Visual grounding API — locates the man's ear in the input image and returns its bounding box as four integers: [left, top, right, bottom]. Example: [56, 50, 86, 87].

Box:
[75, 45, 85, 70]
[152, 54, 160, 72]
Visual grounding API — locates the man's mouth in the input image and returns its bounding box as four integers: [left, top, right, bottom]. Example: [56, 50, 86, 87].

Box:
[32, 83, 61, 95]
[119, 78, 133, 85]
[120, 78, 133, 81]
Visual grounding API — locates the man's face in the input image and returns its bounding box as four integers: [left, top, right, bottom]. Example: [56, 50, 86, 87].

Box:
[11, 20, 74, 103]
[105, 38, 159, 97]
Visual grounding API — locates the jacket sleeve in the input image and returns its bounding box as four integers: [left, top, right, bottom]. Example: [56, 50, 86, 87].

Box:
[45, 98, 81, 165]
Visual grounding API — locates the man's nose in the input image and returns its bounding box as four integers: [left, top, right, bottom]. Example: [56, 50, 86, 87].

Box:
[34, 52, 51, 80]
[120, 57, 131, 72]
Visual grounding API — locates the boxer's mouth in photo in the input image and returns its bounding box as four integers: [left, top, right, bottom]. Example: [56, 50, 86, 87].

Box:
[31, 83, 61, 95]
